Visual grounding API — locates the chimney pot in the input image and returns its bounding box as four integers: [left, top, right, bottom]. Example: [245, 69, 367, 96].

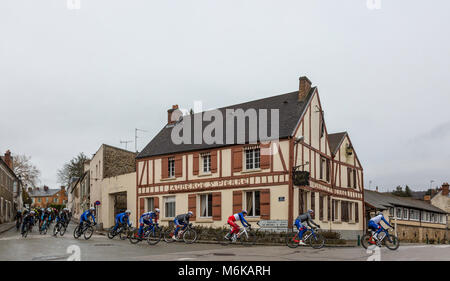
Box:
[4, 150, 12, 169]
[442, 182, 449, 196]
[424, 195, 431, 202]
[167, 104, 181, 124]
[299, 76, 312, 101]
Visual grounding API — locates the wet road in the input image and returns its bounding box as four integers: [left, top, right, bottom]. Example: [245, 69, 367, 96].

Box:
[1, 222, 449, 261]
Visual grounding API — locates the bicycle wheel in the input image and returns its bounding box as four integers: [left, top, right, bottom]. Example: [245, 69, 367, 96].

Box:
[147, 227, 162, 245]
[183, 229, 198, 244]
[309, 233, 325, 249]
[384, 235, 399, 250]
[217, 228, 232, 246]
[163, 229, 176, 243]
[73, 226, 81, 239]
[119, 228, 128, 240]
[84, 226, 94, 240]
[107, 229, 115, 239]
[361, 233, 374, 249]
[285, 231, 300, 248]
[60, 224, 66, 236]
[53, 225, 59, 236]
[129, 229, 142, 244]
[22, 224, 29, 238]
[241, 230, 256, 246]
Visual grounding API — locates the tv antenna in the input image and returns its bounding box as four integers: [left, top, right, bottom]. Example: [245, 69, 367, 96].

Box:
[120, 140, 133, 150]
[135, 128, 148, 153]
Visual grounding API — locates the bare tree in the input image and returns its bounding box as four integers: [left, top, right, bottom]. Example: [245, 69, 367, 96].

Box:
[57, 152, 89, 186]
[12, 154, 41, 187]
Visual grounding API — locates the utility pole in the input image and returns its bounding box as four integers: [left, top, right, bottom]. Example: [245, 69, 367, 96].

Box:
[135, 128, 148, 153]
[120, 140, 133, 150]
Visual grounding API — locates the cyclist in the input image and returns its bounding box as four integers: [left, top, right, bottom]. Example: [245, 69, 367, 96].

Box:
[78, 207, 96, 233]
[294, 209, 320, 245]
[225, 210, 250, 242]
[137, 208, 160, 238]
[40, 208, 50, 230]
[21, 210, 35, 234]
[112, 210, 132, 232]
[368, 211, 393, 244]
[15, 210, 23, 230]
[173, 211, 193, 240]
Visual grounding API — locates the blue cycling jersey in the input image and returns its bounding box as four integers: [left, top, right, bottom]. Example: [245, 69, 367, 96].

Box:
[80, 210, 96, 224]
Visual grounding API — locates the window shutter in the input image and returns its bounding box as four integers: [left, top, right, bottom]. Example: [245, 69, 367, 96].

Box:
[154, 197, 159, 209]
[260, 189, 270, 220]
[175, 155, 183, 178]
[139, 198, 145, 217]
[193, 153, 199, 175]
[188, 194, 196, 221]
[212, 192, 221, 221]
[161, 157, 168, 179]
[232, 147, 242, 172]
[232, 191, 242, 214]
[211, 151, 218, 173]
[260, 143, 271, 170]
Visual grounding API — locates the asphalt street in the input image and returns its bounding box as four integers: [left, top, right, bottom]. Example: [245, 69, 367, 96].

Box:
[0, 222, 448, 261]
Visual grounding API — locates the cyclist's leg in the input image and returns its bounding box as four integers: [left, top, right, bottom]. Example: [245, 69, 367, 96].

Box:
[294, 219, 302, 241]
[298, 222, 308, 241]
[174, 219, 181, 236]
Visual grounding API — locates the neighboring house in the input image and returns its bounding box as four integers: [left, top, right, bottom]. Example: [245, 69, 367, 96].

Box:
[67, 176, 80, 218]
[29, 186, 68, 209]
[135, 76, 365, 239]
[0, 150, 21, 223]
[86, 144, 137, 229]
[364, 189, 448, 242]
[430, 183, 450, 228]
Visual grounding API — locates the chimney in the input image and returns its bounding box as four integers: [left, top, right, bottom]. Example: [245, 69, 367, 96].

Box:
[299, 76, 312, 101]
[424, 195, 431, 202]
[44, 185, 49, 192]
[167, 104, 181, 124]
[442, 182, 449, 196]
[4, 150, 12, 169]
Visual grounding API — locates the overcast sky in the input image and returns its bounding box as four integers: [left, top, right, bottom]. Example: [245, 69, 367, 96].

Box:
[1, 0, 449, 192]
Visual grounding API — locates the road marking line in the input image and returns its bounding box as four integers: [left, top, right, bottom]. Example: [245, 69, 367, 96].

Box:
[177, 257, 196, 261]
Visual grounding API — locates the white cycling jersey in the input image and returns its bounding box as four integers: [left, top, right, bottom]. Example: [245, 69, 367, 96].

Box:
[370, 214, 383, 224]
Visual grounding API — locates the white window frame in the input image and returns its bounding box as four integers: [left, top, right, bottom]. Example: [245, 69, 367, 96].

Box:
[202, 154, 211, 174]
[164, 196, 176, 218]
[245, 148, 260, 170]
[147, 197, 154, 212]
[168, 158, 175, 178]
[403, 208, 409, 220]
[396, 208, 402, 219]
[199, 193, 212, 218]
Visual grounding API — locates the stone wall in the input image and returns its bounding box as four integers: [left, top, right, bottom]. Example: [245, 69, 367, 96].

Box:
[396, 224, 449, 243]
[103, 145, 136, 178]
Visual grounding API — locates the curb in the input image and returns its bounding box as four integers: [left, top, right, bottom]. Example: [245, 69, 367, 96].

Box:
[0, 223, 16, 235]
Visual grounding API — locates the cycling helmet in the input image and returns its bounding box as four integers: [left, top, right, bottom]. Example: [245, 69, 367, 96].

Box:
[90, 207, 95, 211]
[242, 210, 248, 215]
[154, 208, 160, 213]
[187, 211, 193, 216]
[378, 211, 383, 216]
[30, 211, 35, 215]
[47, 208, 51, 212]
[125, 209, 131, 214]
[307, 209, 314, 213]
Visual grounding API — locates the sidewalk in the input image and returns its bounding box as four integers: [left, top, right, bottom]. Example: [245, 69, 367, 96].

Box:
[0, 222, 16, 235]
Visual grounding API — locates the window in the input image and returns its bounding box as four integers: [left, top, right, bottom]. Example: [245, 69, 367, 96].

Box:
[245, 148, 260, 170]
[245, 191, 260, 217]
[164, 196, 175, 218]
[320, 158, 325, 180]
[326, 159, 330, 182]
[53, 198, 58, 203]
[327, 196, 331, 221]
[202, 154, 211, 173]
[396, 208, 402, 219]
[389, 208, 394, 216]
[168, 158, 175, 178]
[319, 194, 324, 221]
[353, 170, 357, 188]
[200, 194, 213, 218]
[403, 208, 409, 220]
[341, 201, 349, 222]
[409, 209, 419, 221]
[147, 197, 154, 211]
[355, 202, 359, 223]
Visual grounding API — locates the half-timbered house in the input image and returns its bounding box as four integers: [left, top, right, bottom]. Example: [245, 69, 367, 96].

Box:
[136, 76, 365, 239]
